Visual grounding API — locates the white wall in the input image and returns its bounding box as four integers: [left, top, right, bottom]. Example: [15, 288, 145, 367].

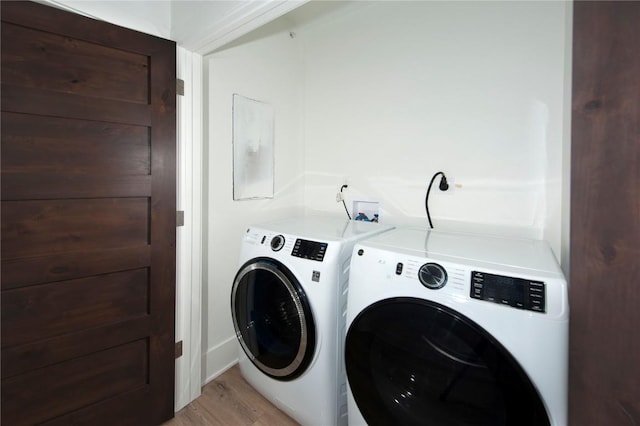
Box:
[560, 1, 573, 278]
[202, 0, 570, 383]
[203, 19, 305, 382]
[299, 1, 568, 255]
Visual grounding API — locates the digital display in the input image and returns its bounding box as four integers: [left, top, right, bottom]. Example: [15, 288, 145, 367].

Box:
[471, 271, 545, 313]
[292, 239, 327, 262]
[483, 275, 524, 304]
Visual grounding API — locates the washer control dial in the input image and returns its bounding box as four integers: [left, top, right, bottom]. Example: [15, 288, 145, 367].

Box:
[270, 235, 285, 252]
[419, 263, 447, 289]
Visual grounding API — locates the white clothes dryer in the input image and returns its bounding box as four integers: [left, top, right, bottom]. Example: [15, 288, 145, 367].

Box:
[231, 216, 394, 426]
[345, 227, 568, 426]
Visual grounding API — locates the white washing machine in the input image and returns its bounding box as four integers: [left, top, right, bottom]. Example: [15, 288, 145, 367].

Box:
[345, 227, 568, 426]
[231, 216, 394, 426]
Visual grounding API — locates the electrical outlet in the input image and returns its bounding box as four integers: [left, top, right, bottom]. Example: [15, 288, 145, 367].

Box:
[442, 177, 457, 194]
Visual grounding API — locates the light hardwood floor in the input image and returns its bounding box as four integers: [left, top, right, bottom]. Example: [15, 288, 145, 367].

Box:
[163, 365, 300, 426]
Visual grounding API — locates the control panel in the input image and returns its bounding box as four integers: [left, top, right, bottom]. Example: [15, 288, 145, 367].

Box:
[471, 271, 546, 313]
[292, 239, 328, 262]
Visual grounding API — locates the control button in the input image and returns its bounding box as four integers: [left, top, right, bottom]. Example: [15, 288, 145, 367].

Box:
[357, 249, 364, 256]
[395, 263, 403, 275]
[270, 235, 285, 252]
[418, 263, 448, 289]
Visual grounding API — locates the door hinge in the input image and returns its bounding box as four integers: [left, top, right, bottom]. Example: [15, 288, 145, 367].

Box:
[176, 79, 185, 96]
[177, 210, 184, 227]
[175, 341, 183, 359]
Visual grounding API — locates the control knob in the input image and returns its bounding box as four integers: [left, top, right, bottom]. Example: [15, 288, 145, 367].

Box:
[270, 235, 285, 252]
[419, 263, 447, 289]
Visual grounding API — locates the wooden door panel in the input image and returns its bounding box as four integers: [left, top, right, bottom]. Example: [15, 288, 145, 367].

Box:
[2, 340, 148, 426]
[1, 2, 176, 424]
[570, 1, 640, 424]
[1, 112, 151, 176]
[39, 387, 153, 426]
[1, 84, 151, 125]
[0, 173, 152, 200]
[2, 268, 149, 347]
[2, 317, 151, 379]
[1, 198, 150, 258]
[1, 22, 149, 103]
[1, 246, 151, 290]
[1, 111, 152, 200]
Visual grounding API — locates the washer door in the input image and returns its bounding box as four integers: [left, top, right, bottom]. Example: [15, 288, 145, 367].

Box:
[345, 298, 550, 426]
[231, 257, 316, 381]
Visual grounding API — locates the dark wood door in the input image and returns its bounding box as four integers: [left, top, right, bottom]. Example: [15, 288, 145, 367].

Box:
[1, 2, 177, 425]
[570, 1, 640, 425]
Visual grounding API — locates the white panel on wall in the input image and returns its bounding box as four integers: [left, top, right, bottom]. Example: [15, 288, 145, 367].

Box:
[232, 94, 275, 200]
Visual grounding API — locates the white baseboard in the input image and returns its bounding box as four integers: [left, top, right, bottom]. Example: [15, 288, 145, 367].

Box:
[203, 336, 239, 385]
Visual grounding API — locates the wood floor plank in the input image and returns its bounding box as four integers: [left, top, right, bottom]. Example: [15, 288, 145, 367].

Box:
[164, 365, 299, 426]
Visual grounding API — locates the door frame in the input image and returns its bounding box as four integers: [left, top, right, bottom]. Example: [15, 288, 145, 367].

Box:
[175, 47, 204, 410]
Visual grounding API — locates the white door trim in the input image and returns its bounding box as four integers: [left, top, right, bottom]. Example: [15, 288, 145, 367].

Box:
[175, 46, 204, 411]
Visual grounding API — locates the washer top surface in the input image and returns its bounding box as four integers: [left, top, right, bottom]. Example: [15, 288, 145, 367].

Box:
[249, 215, 394, 243]
[359, 227, 563, 276]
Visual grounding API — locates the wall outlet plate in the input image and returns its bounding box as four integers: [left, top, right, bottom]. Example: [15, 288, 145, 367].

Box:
[442, 177, 457, 194]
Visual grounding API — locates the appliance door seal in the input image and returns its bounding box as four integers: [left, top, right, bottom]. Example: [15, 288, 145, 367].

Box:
[345, 297, 550, 426]
[231, 257, 316, 381]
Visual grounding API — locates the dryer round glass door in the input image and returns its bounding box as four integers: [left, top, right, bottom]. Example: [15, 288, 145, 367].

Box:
[231, 258, 316, 381]
[345, 298, 550, 426]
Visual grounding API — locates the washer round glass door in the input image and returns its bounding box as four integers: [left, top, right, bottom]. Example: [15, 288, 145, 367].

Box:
[345, 298, 550, 426]
[231, 257, 315, 381]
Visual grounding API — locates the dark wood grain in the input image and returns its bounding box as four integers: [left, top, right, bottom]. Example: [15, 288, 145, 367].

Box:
[2, 316, 151, 379]
[1, 174, 152, 200]
[570, 2, 640, 425]
[2, 268, 149, 347]
[147, 25, 178, 425]
[1, 22, 149, 103]
[40, 387, 153, 426]
[1, 112, 151, 175]
[1, 246, 151, 290]
[1, 340, 149, 426]
[1, 198, 150, 258]
[1, 84, 151, 125]
[0, 1, 176, 424]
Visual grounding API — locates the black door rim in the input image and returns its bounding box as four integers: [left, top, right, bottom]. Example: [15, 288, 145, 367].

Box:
[345, 297, 550, 426]
[231, 257, 316, 380]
